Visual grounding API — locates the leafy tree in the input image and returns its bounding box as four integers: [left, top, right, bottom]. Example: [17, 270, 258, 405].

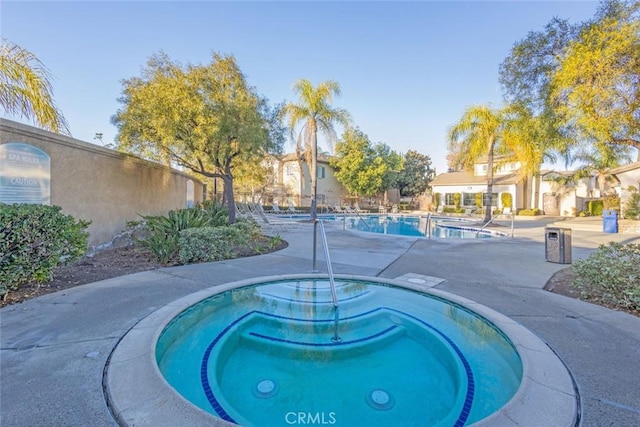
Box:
[550, 7, 640, 156]
[397, 150, 435, 198]
[374, 142, 404, 199]
[0, 39, 69, 134]
[331, 127, 388, 198]
[499, 17, 579, 162]
[499, 17, 578, 114]
[500, 0, 640, 162]
[234, 102, 286, 202]
[499, 104, 555, 178]
[448, 105, 504, 223]
[283, 79, 350, 219]
[112, 52, 282, 223]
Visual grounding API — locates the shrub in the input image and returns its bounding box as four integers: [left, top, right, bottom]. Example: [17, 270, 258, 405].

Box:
[140, 205, 229, 263]
[475, 192, 482, 208]
[231, 218, 261, 239]
[572, 242, 640, 313]
[501, 192, 512, 209]
[0, 204, 90, 296]
[587, 200, 604, 216]
[603, 194, 620, 211]
[433, 193, 441, 208]
[624, 186, 640, 219]
[198, 200, 230, 227]
[443, 207, 465, 214]
[453, 193, 461, 209]
[178, 226, 249, 264]
[518, 208, 542, 216]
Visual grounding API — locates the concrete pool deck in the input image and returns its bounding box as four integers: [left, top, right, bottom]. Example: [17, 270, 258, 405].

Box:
[1, 216, 639, 426]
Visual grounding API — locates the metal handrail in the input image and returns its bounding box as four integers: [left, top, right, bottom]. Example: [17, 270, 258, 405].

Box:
[340, 210, 371, 231]
[475, 212, 515, 238]
[318, 220, 339, 307]
[355, 211, 371, 230]
[423, 213, 432, 239]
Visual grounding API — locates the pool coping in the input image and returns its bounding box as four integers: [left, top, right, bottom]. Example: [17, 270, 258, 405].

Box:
[104, 273, 578, 427]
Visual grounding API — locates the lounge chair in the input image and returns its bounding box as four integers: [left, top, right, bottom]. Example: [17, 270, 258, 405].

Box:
[235, 202, 253, 219]
[253, 203, 302, 232]
[271, 203, 286, 214]
[343, 205, 356, 214]
[334, 204, 346, 214]
[287, 201, 303, 214]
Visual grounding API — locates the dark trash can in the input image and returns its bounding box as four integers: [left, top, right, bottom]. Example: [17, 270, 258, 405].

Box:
[545, 227, 572, 264]
[603, 210, 618, 233]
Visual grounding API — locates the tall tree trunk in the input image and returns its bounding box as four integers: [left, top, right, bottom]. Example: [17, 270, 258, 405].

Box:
[532, 174, 541, 210]
[521, 175, 529, 210]
[310, 125, 318, 220]
[484, 140, 495, 223]
[223, 171, 236, 224]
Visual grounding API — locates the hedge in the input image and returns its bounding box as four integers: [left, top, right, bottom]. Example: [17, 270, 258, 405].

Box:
[1, 204, 89, 296]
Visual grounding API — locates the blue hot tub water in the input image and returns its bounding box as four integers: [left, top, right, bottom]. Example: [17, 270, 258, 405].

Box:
[156, 279, 522, 427]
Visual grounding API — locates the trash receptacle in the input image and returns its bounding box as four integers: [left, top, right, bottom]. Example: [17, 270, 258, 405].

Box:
[545, 227, 572, 264]
[603, 210, 618, 233]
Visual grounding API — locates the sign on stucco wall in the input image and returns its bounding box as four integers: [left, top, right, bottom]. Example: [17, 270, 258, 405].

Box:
[0, 142, 51, 204]
[186, 179, 195, 208]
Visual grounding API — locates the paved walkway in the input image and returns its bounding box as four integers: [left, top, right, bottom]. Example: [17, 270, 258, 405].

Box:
[1, 216, 639, 426]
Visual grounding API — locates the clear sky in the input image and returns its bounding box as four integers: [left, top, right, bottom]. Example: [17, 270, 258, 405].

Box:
[2, 0, 599, 174]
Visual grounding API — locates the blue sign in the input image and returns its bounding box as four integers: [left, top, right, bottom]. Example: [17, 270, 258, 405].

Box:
[0, 142, 51, 204]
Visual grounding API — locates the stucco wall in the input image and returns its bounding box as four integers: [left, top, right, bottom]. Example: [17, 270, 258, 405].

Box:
[281, 158, 349, 207]
[615, 168, 640, 190]
[1, 119, 204, 247]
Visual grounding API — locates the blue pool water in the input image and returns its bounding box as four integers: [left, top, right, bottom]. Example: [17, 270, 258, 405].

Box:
[278, 214, 505, 238]
[344, 215, 504, 238]
[156, 279, 522, 427]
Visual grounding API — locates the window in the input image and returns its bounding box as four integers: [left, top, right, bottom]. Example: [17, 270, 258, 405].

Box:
[474, 163, 489, 176]
[445, 193, 456, 205]
[317, 166, 325, 179]
[482, 192, 499, 207]
[286, 164, 296, 176]
[462, 192, 476, 206]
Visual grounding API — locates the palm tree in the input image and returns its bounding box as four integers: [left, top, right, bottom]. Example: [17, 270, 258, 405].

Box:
[448, 105, 503, 223]
[499, 104, 558, 210]
[283, 79, 350, 219]
[571, 144, 631, 196]
[0, 39, 69, 134]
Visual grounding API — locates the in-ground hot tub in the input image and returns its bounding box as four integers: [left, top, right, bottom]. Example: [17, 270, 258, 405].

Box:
[106, 275, 579, 427]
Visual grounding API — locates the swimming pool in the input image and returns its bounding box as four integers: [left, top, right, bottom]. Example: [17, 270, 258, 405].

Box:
[344, 215, 507, 239]
[274, 214, 507, 239]
[155, 278, 522, 426]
